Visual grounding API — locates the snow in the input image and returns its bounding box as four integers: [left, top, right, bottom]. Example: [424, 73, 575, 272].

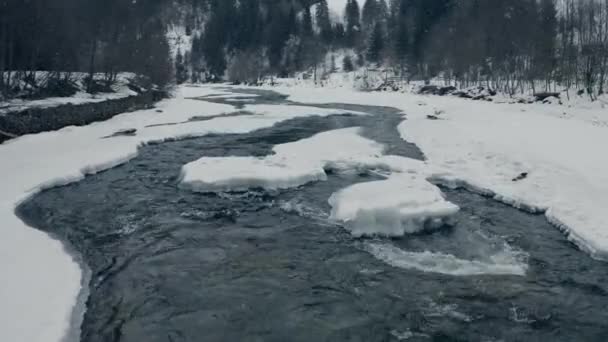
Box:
[329, 175, 459, 237]
[179, 127, 383, 192]
[0, 85, 365, 342]
[400, 101, 608, 259]
[0, 73, 138, 115]
[0, 89, 137, 115]
[180, 117, 461, 239]
[166, 24, 193, 59]
[267, 85, 608, 260]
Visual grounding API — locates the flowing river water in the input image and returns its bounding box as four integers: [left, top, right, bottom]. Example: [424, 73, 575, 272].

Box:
[17, 88, 608, 341]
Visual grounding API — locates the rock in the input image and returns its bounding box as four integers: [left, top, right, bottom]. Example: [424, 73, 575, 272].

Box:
[534, 92, 560, 101]
[452, 86, 495, 100]
[512, 172, 529, 182]
[542, 96, 561, 105]
[104, 128, 137, 138]
[0, 91, 161, 143]
[438, 86, 456, 95]
[418, 85, 456, 96]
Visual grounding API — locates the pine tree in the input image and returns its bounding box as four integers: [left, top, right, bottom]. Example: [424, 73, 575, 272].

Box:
[362, 0, 378, 31]
[345, 0, 361, 48]
[175, 50, 185, 84]
[343, 55, 355, 71]
[234, 0, 260, 51]
[394, 2, 409, 73]
[201, 0, 236, 78]
[538, 0, 557, 82]
[316, 0, 333, 44]
[367, 22, 384, 64]
[333, 23, 346, 46]
[302, 5, 314, 38]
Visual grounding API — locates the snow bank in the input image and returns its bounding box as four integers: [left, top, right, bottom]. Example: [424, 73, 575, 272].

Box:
[399, 101, 608, 260]
[0, 73, 138, 115]
[271, 86, 608, 260]
[364, 242, 528, 276]
[329, 175, 459, 237]
[179, 127, 383, 192]
[0, 85, 362, 342]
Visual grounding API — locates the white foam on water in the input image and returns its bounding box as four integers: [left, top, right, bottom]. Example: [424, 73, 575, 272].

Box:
[364, 242, 528, 276]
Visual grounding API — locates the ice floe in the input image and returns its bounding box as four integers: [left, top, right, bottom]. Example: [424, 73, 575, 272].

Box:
[328, 175, 459, 237]
[179, 127, 384, 192]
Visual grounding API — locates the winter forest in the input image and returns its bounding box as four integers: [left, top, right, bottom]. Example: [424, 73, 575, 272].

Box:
[1, 0, 608, 98]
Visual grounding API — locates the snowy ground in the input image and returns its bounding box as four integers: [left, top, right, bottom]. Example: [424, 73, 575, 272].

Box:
[268, 85, 608, 260]
[0, 86, 365, 342]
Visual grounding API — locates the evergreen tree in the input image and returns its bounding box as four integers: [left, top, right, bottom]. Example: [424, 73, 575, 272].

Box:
[362, 0, 379, 31]
[175, 49, 188, 84]
[343, 55, 355, 71]
[345, 0, 361, 48]
[333, 23, 346, 46]
[234, 0, 260, 51]
[377, 0, 390, 26]
[367, 22, 384, 64]
[393, 0, 409, 72]
[316, 0, 333, 44]
[302, 5, 314, 38]
[267, 5, 292, 74]
[200, 0, 236, 78]
[538, 0, 558, 81]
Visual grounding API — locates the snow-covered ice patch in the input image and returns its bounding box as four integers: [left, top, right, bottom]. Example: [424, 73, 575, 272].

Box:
[329, 175, 459, 237]
[364, 242, 528, 276]
[179, 127, 384, 192]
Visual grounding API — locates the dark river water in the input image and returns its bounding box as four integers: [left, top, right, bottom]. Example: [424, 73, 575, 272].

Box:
[17, 88, 608, 342]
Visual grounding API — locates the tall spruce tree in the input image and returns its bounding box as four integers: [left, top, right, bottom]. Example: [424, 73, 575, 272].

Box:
[362, 0, 379, 31]
[367, 21, 384, 64]
[316, 0, 333, 44]
[345, 0, 361, 48]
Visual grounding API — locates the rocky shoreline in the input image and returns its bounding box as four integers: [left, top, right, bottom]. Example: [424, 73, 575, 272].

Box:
[0, 90, 165, 143]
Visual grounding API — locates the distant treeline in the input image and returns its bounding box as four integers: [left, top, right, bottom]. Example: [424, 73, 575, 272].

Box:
[182, 0, 608, 97]
[0, 0, 171, 98]
[2, 0, 607, 99]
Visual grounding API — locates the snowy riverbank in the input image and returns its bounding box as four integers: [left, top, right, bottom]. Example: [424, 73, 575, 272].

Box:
[0, 85, 362, 342]
[270, 85, 608, 260]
